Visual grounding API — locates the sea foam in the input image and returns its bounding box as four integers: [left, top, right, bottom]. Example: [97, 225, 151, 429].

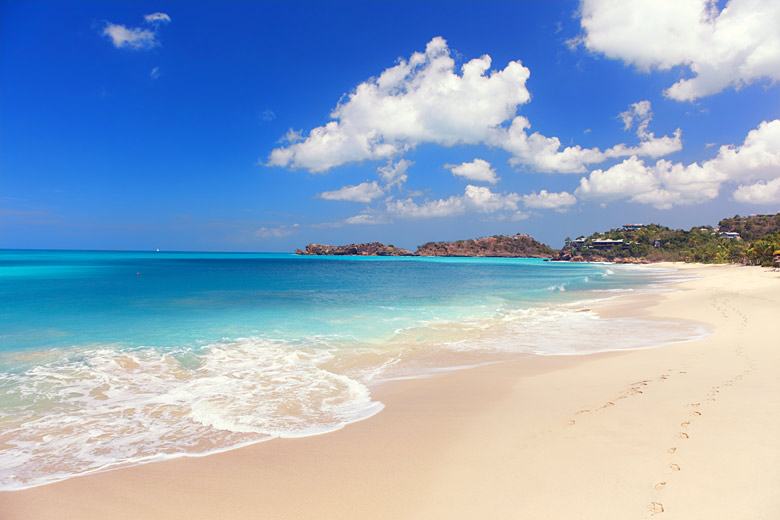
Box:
[0, 338, 383, 490]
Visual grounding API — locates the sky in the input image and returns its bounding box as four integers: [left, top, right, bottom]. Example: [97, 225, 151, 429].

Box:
[1, 0, 779, 252]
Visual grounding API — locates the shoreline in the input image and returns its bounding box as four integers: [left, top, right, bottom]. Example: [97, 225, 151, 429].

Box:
[1, 263, 779, 518]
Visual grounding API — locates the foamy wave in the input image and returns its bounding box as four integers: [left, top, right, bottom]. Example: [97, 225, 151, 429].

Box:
[0, 339, 383, 490]
[440, 306, 709, 356]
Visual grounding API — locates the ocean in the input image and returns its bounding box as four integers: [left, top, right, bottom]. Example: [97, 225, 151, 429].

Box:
[0, 250, 706, 490]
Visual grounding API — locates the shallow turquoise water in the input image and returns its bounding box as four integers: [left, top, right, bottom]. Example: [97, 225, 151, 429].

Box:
[0, 250, 700, 489]
[0, 250, 661, 352]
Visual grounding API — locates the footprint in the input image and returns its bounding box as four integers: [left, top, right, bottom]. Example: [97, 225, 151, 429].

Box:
[666, 447, 677, 454]
[680, 421, 690, 428]
[653, 482, 667, 491]
[650, 502, 665, 515]
[691, 411, 702, 416]
[687, 403, 700, 408]
[679, 432, 689, 439]
[669, 463, 681, 472]
[568, 420, 576, 426]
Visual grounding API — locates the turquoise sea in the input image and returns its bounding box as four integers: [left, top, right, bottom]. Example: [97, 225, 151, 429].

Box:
[0, 250, 705, 489]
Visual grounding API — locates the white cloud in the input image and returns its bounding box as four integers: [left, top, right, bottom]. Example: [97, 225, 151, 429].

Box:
[260, 109, 276, 122]
[446, 158, 499, 184]
[150, 67, 160, 80]
[318, 181, 384, 203]
[618, 100, 652, 132]
[386, 185, 520, 219]
[343, 213, 388, 225]
[576, 156, 660, 202]
[733, 178, 780, 204]
[103, 24, 158, 50]
[268, 38, 682, 175]
[486, 102, 681, 173]
[268, 37, 532, 172]
[576, 119, 780, 208]
[707, 119, 780, 183]
[103, 13, 170, 50]
[522, 190, 578, 210]
[255, 224, 300, 238]
[144, 12, 171, 24]
[386, 195, 465, 219]
[487, 116, 606, 173]
[604, 130, 682, 159]
[576, 0, 780, 100]
[605, 100, 682, 158]
[377, 159, 412, 188]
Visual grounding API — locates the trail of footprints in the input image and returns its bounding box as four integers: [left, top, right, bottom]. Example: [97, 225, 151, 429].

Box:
[568, 369, 681, 426]
[647, 294, 757, 517]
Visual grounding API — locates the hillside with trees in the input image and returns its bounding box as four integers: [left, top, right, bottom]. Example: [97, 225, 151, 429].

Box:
[555, 213, 780, 266]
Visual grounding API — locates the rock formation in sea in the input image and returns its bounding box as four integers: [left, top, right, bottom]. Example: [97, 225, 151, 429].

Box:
[295, 242, 414, 256]
[415, 234, 556, 258]
[295, 234, 557, 258]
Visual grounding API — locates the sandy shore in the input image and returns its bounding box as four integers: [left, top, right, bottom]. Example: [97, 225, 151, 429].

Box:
[1, 264, 779, 519]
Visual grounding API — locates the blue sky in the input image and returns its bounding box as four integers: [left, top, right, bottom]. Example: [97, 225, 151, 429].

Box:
[2, 0, 779, 252]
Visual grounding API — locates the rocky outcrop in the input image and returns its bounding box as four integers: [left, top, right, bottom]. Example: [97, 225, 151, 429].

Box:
[415, 234, 556, 258]
[295, 234, 557, 258]
[295, 242, 414, 256]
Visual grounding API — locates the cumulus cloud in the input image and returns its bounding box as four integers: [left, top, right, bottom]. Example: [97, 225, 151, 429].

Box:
[255, 223, 300, 238]
[604, 100, 682, 158]
[487, 116, 607, 173]
[522, 190, 578, 210]
[377, 159, 412, 188]
[103, 13, 171, 50]
[446, 158, 499, 184]
[386, 185, 520, 219]
[150, 67, 160, 80]
[268, 37, 682, 175]
[576, 119, 780, 208]
[733, 178, 780, 204]
[268, 37, 531, 172]
[268, 37, 533, 172]
[317, 181, 385, 203]
[576, 0, 780, 100]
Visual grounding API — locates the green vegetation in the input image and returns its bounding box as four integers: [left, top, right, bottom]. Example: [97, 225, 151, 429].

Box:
[564, 213, 780, 266]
